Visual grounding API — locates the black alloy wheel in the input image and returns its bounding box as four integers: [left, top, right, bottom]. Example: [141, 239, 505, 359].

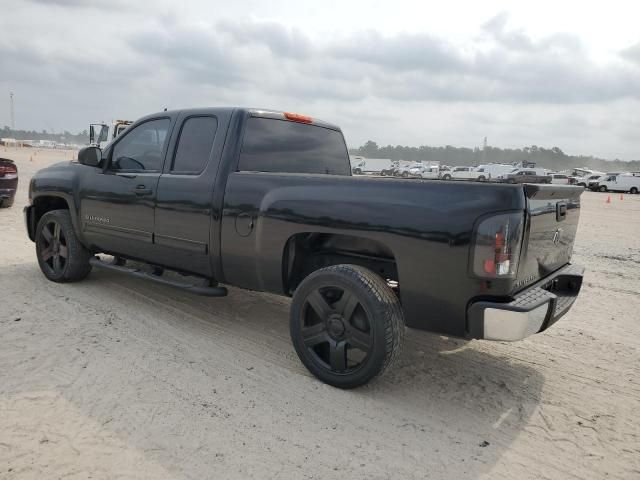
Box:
[301, 285, 372, 373]
[35, 209, 92, 282]
[39, 219, 68, 276]
[290, 264, 404, 388]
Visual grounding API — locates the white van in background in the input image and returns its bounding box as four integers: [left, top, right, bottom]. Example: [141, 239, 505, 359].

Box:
[597, 173, 640, 194]
[475, 164, 517, 180]
[350, 156, 394, 175]
[445, 166, 484, 180]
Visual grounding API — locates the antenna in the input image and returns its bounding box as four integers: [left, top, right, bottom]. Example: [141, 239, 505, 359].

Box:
[9, 91, 15, 129]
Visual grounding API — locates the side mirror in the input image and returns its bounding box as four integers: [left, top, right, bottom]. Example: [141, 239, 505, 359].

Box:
[78, 146, 102, 167]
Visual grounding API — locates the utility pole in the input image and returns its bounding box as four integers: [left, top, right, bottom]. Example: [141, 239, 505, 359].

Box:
[482, 136, 487, 164]
[9, 92, 15, 129]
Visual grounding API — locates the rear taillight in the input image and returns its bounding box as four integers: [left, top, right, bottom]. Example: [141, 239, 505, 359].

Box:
[472, 212, 523, 278]
[0, 164, 17, 176]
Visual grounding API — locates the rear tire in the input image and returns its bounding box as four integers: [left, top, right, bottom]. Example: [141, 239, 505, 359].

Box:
[35, 210, 92, 282]
[442, 174, 451, 180]
[631, 187, 638, 194]
[290, 265, 404, 389]
[353, 168, 362, 175]
[599, 185, 607, 192]
[477, 176, 486, 182]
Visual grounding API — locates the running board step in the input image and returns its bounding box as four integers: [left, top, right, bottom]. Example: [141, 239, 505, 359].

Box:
[89, 257, 228, 297]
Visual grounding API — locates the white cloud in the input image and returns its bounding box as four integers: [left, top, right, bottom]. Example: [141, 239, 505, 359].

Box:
[1, 1, 639, 159]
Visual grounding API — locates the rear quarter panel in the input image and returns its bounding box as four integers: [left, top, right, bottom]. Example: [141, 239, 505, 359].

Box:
[221, 174, 526, 337]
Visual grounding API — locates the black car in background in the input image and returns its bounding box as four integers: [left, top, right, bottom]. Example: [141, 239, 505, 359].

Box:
[0, 158, 18, 207]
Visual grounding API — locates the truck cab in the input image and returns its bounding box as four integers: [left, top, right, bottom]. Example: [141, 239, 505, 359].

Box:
[89, 120, 133, 148]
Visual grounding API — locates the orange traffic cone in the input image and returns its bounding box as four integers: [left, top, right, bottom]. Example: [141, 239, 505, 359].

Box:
[606, 195, 611, 204]
[620, 194, 624, 200]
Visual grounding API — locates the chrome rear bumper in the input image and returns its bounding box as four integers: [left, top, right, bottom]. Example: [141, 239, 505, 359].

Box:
[467, 264, 584, 341]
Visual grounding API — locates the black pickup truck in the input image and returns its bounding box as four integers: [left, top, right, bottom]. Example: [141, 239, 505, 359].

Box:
[25, 108, 584, 388]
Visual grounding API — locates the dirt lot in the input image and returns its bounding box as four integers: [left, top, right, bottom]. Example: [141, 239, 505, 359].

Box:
[1, 148, 639, 480]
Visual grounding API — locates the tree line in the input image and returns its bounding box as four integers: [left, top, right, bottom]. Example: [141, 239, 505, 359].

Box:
[350, 140, 640, 173]
[1, 126, 88, 145]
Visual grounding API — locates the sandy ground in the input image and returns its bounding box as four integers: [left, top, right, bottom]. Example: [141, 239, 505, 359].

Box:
[0, 147, 639, 480]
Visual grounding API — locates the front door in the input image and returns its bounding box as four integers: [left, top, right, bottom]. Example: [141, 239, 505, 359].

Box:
[79, 117, 173, 261]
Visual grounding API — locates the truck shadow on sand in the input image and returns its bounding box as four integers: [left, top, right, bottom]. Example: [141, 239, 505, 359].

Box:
[5, 264, 545, 479]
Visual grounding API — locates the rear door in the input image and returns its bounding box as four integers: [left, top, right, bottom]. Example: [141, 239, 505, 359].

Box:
[515, 184, 582, 291]
[79, 117, 173, 260]
[153, 111, 229, 276]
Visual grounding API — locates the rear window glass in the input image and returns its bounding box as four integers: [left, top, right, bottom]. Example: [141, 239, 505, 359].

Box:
[239, 117, 350, 175]
[172, 116, 218, 173]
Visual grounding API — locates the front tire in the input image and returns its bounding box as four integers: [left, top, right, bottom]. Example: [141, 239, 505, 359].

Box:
[35, 209, 92, 282]
[442, 174, 451, 180]
[599, 185, 607, 192]
[631, 187, 638, 194]
[290, 265, 404, 389]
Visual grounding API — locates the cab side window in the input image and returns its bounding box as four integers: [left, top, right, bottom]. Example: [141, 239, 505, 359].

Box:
[111, 118, 170, 172]
[171, 116, 218, 174]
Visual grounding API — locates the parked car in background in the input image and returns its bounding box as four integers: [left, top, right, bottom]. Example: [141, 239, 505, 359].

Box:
[350, 156, 394, 175]
[380, 160, 399, 176]
[568, 168, 601, 185]
[408, 164, 439, 179]
[445, 166, 484, 181]
[596, 173, 640, 194]
[549, 173, 570, 185]
[475, 164, 515, 181]
[574, 173, 604, 187]
[587, 174, 620, 190]
[0, 158, 18, 208]
[503, 168, 551, 184]
[394, 161, 421, 178]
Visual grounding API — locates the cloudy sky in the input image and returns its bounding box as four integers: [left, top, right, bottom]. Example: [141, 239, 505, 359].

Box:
[1, 0, 639, 159]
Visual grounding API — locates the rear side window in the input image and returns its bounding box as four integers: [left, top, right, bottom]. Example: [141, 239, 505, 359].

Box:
[239, 117, 350, 175]
[172, 116, 218, 174]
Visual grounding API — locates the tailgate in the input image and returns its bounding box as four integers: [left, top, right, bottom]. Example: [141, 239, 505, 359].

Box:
[516, 184, 582, 291]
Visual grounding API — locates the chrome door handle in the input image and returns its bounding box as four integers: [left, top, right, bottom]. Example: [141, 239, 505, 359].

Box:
[133, 185, 152, 195]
